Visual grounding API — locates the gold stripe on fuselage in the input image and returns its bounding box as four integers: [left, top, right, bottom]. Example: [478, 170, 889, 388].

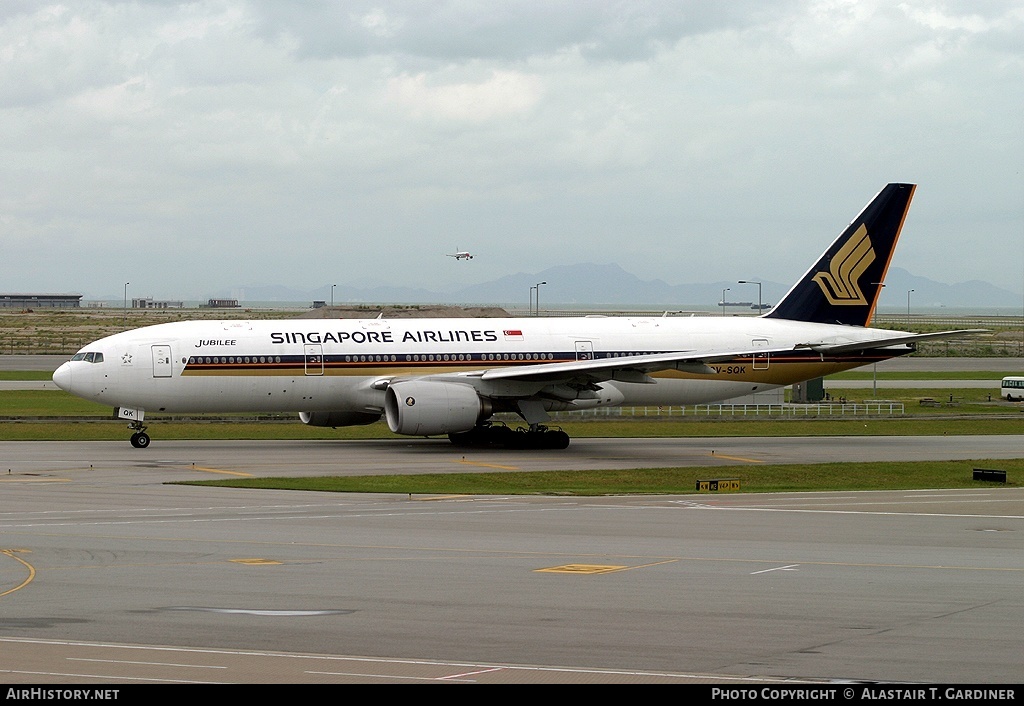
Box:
[179, 356, 881, 386]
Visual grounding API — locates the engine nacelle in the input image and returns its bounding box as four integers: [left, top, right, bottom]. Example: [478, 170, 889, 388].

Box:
[299, 410, 381, 428]
[384, 380, 488, 436]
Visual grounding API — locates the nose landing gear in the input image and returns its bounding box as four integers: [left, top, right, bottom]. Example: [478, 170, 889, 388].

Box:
[128, 420, 151, 448]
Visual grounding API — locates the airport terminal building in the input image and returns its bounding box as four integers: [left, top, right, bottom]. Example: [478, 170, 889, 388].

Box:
[0, 293, 82, 309]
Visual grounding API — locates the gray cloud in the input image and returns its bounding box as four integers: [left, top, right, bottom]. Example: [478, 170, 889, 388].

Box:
[1, 1, 1021, 302]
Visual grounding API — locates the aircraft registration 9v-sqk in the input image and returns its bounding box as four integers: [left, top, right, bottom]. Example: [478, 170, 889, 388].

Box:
[54, 184, 982, 449]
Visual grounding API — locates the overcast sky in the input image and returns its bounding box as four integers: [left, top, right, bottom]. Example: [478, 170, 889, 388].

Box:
[3, 1, 1022, 303]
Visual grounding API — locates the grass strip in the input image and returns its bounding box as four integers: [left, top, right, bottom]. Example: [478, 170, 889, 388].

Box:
[175, 458, 1024, 495]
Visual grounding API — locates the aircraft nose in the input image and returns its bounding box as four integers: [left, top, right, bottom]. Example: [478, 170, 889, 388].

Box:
[52, 362, 72, 392]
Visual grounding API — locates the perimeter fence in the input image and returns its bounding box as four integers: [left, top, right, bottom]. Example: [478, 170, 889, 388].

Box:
[515, 401, 908, 421]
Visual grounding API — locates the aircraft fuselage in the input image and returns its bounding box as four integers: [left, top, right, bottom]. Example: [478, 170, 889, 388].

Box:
[53, 315, 909, 416]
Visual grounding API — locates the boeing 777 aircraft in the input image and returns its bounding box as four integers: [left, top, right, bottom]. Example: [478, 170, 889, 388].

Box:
[447, 249, 474, 260]
[54, 184, 981, 449]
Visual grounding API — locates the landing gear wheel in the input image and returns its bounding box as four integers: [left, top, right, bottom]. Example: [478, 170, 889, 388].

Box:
[127, 419, 150, 448]
[506, 426, 570, 449]
[546, 430, 570, 449]
[484, 423, 515, 445]
[448, 422, 516, 448]
[451, 423, 570, 450]
[448, 429, 480, 447]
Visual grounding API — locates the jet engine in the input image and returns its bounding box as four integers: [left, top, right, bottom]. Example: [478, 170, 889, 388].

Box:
[384, 381, 489, 436]
[299, 410, 381, 428]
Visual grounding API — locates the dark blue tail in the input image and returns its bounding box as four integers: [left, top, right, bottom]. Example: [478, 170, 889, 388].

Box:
[766, 183, 915, 326]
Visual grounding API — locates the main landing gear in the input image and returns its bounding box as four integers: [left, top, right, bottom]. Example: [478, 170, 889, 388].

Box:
[128, 420, 151, 448]
[448, 422, 570, 450]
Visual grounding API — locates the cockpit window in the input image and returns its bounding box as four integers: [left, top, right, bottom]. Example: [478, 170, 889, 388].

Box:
[71, 352, 103, 363]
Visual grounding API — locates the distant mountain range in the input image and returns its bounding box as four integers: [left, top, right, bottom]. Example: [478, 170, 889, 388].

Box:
[187, 264, 1020, 310]
[876, 268, 1022, 311]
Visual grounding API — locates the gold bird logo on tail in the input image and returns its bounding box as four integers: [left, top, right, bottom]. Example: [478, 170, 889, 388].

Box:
[812, 224, 875, 305]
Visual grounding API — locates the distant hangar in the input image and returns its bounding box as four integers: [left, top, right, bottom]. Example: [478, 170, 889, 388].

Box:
[1, 293, 82, 309]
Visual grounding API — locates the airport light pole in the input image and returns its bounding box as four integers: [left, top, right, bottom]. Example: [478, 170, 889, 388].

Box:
[871, 283, 886, 398]
[533, 281, 546, 316]
[331, 284, 336, 308]
[123, 282, 129, 322]
[907, 289, 914, 324]
[738, 280, 761, 314]
[721, 287, 729, 315]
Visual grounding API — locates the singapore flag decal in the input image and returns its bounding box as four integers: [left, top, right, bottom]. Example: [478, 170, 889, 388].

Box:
[503, 329, 523, 341]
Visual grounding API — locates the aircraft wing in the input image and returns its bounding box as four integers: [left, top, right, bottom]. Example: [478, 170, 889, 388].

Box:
[467, 346, 798, 386]
[384, 328, 987, 393]
[448, 328, 985, 387]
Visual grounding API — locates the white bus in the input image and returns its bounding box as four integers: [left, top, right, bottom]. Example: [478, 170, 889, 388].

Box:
[1000, 376, 1024, 401]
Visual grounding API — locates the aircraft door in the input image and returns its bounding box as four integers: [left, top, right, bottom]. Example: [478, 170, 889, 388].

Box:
[304, 344, 324, 376]
[751, 338, 770, 370]
[575, 340, 594, 361]
[151, 345, 173, 378]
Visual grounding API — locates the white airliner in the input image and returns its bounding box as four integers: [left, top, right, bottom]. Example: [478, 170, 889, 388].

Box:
[447, 250, 474, 260]
[54, 184, 982, 449]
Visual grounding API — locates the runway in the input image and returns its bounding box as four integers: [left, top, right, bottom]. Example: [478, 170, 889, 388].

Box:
[4, 435, 1024, 477]
[1, 437, 1023, 685]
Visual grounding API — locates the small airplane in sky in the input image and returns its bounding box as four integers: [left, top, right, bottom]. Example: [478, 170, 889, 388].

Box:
[447, 249, 474, 260]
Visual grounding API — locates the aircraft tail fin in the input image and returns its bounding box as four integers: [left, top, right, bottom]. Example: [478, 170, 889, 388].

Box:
[765, 183, 915, 326]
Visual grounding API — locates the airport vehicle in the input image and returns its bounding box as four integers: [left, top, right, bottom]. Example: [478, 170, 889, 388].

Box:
[53, 184, 982, 449]
[1001, 376, 1024, 401]
[447, 250, 474, 260]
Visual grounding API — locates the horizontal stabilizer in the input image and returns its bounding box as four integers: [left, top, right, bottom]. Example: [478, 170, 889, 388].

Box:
[802, 329, 988, 354]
